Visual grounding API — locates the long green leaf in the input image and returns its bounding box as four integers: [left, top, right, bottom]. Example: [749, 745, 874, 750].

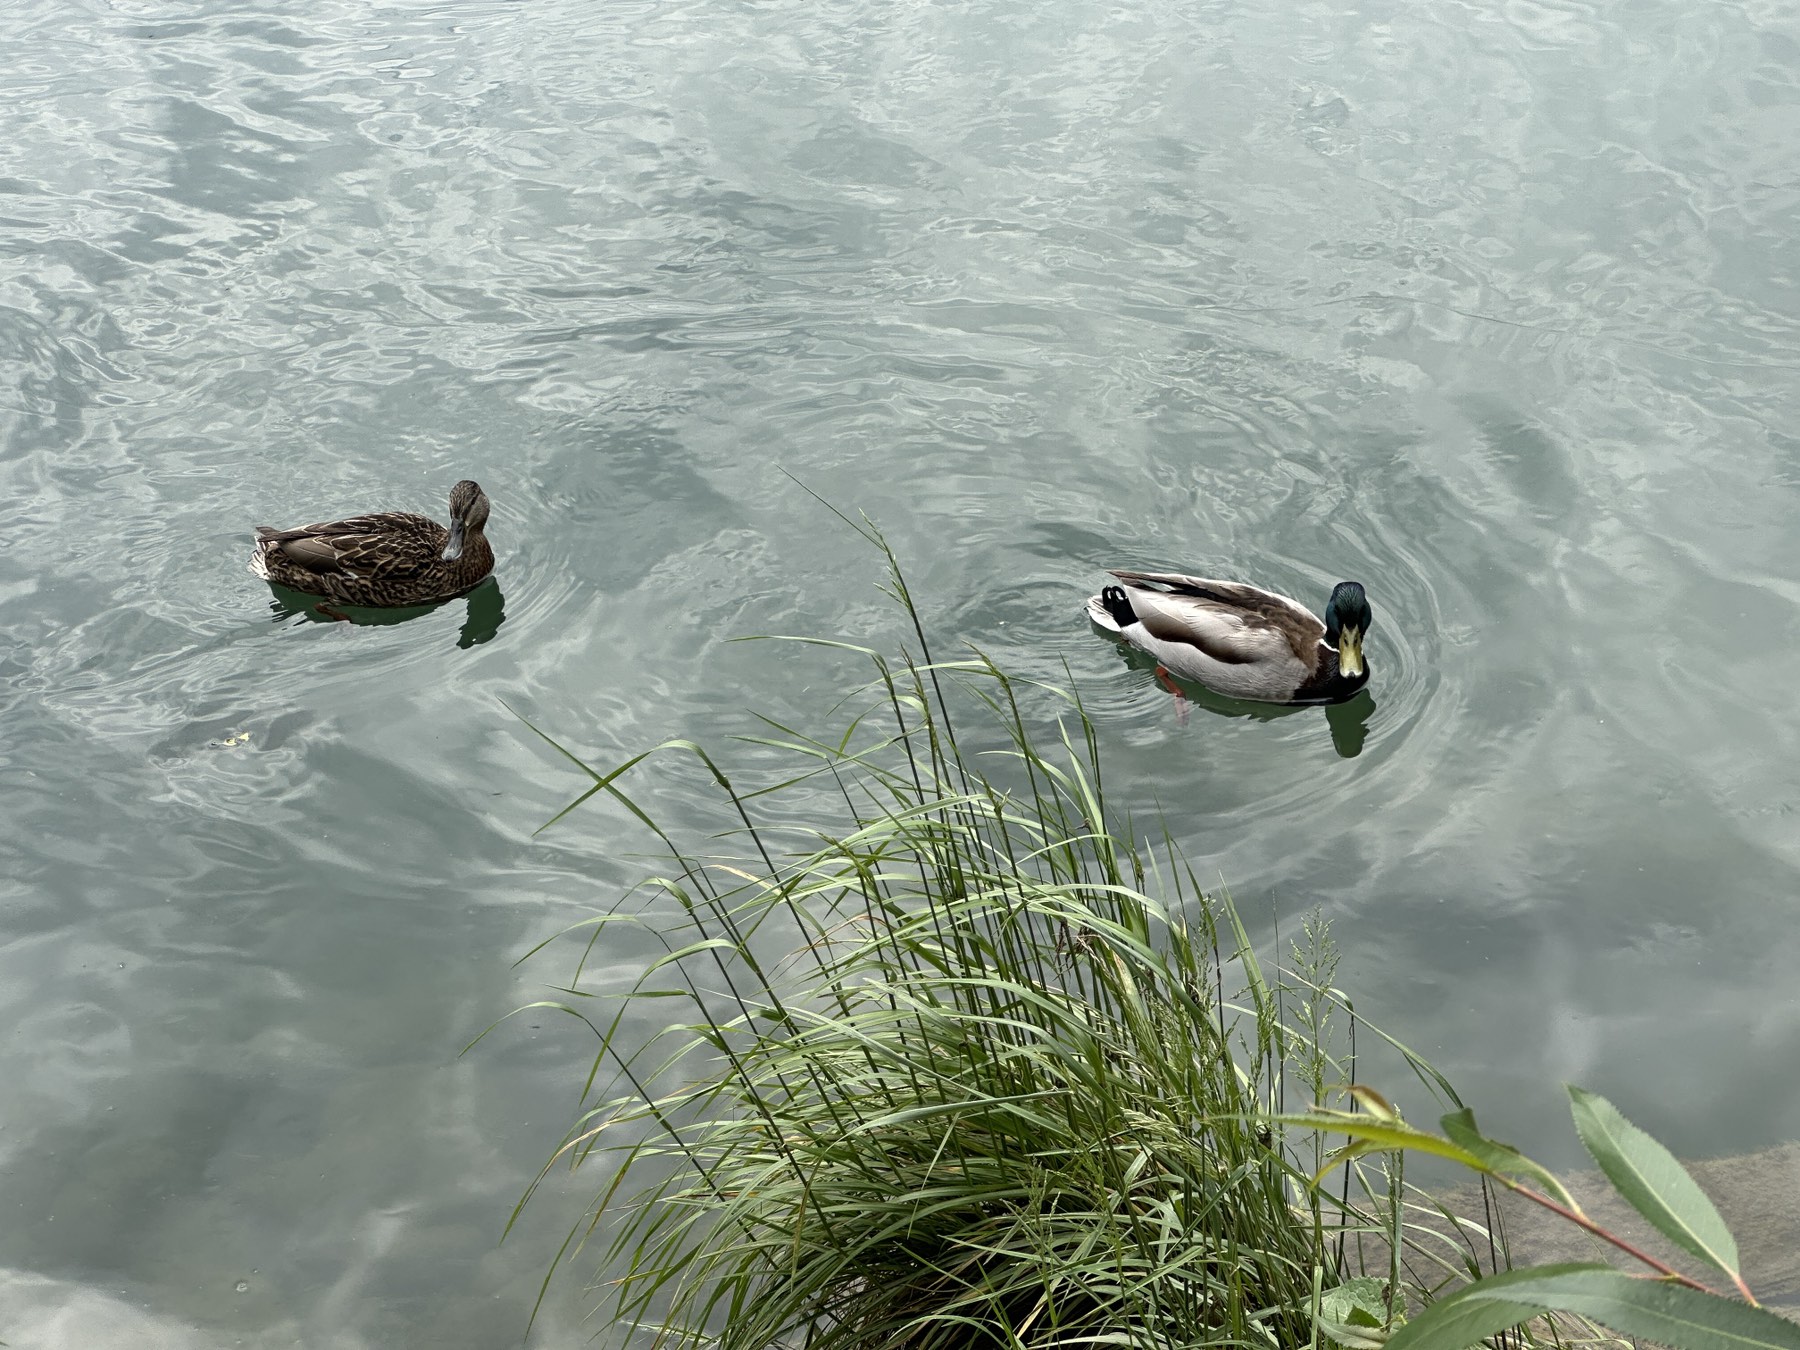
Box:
[1387, 1264, 1800, 1350]
[1568, 1085, 1742, 1287]
[1273, 1113, 1488, 1180]
[1439, 1108, 1580, 1210]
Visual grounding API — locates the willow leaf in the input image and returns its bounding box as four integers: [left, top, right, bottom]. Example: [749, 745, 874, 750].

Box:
[1388, 1264, 1800, 1350]
[1568, 1085, 1741, 1287]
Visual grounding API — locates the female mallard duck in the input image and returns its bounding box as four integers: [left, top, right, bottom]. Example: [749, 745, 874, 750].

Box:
[249, 479, 494, 607]
[1087, 571, 1372, 704]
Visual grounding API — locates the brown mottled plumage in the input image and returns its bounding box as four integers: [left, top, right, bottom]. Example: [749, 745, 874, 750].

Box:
[1087, 570, 1373, 704]
[250, 480, 494, 607]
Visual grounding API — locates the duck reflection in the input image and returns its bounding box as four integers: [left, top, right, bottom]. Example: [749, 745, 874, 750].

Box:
[264, 575, 506, 648]
[1101, 638, 1373, 759]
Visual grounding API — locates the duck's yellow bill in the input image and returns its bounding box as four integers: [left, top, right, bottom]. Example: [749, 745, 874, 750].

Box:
[1337, 628, 1365, 678]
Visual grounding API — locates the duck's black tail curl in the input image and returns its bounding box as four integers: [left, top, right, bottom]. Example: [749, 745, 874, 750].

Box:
[1099, 584, 1137, 629]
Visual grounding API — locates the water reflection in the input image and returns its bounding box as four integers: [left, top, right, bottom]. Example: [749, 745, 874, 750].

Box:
[263, 576, 507, 647]
[1097, 634, 1372, 758]
[1323, 691, 1374, 759]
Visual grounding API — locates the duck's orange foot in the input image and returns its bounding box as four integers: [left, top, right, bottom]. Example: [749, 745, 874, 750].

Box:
[1155, 665, 1190, 727]
[316, 603, 351, 622]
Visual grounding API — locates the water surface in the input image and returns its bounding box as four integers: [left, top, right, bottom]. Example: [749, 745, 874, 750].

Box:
[4, 0, 1800, 1342]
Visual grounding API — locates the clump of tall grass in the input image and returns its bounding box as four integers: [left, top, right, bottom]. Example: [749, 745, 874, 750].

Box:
[508, 530, 1492, 1350]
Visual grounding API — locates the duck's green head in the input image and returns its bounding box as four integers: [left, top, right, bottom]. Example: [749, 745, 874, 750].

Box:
[1324, 581, 1372, 679]
[442, 480, 491, 561]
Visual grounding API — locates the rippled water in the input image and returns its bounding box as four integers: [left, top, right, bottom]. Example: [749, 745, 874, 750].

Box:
[4, 0, 1800, 1341]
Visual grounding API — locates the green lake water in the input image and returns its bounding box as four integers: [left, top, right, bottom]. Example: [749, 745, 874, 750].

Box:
[3, 0, 1799, 1343]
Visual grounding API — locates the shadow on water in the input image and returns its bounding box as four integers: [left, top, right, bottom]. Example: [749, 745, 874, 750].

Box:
[1098, 632, 1375, 759]
[264, 576, 507, 648]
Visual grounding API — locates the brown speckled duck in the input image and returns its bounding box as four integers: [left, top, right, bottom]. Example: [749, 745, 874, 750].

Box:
[1087, 571, 1372, 704]
[249, 479, 494, 607]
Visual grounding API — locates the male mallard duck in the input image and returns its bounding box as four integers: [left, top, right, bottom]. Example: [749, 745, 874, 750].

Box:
[249, 479, 494, 607]
[1087, 571, 1372, 704]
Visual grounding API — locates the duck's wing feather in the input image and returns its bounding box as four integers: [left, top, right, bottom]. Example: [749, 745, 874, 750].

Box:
[1108, 571, 1325, 664]
[255, 512, 446, 580]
